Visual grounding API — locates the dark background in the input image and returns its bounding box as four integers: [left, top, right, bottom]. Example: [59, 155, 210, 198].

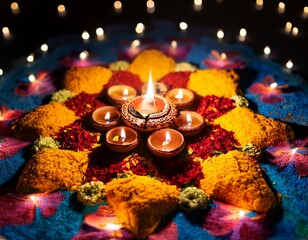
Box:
[0, 0, 307, 80]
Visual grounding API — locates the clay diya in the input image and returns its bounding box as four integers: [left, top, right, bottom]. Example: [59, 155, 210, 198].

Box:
[175, 111, 204, 136]
[91, 106, 121, 132]
[105, 126, 139, 153]
[147, 128, 185, 157]
[107, 85, 137, 107]
[166, 88, 194, 110]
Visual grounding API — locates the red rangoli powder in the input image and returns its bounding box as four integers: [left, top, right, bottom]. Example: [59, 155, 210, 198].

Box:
[65, 92, 106, 117]
[160, 71, 191, 89]
[188, 124, 238, 159]
[196, 95, 235, 122]
[103, 71, 143, 92]
[57, 121, 100, 151]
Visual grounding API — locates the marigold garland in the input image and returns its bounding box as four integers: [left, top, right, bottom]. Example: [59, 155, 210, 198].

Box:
[214, 107, 293, 148]
[10, 102, 78, 141]
[128, 49, 176, 82]
[63, 66, 112, 94]
[187, 69, 239, 97]
[200, 150, 277, 212]
[16, 148, 89, 193]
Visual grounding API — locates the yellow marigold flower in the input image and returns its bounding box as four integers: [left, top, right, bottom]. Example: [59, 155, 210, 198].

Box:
[128, 49, 176, 82]
[214, 107, 294, 148]
[187, 69, 239, 97]
[105, 175, 179, 238]
[200, 150, 277, 212]
[63, 66, 112, 94]
[16, 148, 89, 193]
[10, 102, 78, 141]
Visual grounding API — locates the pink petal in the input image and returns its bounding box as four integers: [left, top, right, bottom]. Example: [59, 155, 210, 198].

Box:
[0, 194, 35, 227]
[0, 137, 31, 160]
[294, 154, 308, 177]
[260, 94, 285, 104]
[148, 221, 178, 240]
[38, 192, 66, 218]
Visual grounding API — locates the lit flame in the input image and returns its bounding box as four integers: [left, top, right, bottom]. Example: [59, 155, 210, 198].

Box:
[171, 40, 177, 49]
[291, 148, 297, 155]
[162, 131, 171, 146]
[28, 74, 36, 83]
[175, 89, 183, 100]
[220, 52, 227, 60]
[30, 195, 39, 205]
[0, 110, 3, 121]
[144, 71, 156, 106]
[238, 210, 245, 218]
[120, 128, 126, 143]
[105, 223, 122, 231]
[123, 88, 129, 100]
[270, 82, 278, 88]
[105, 112, 111, 122]
[186, 113, 192, 126]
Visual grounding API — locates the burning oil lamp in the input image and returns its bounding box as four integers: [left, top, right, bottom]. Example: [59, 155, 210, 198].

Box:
[121, 72, 177, 132]
[107, 85, 137, 107]
[105, 126, 139, 153]
[91, 106, 121, 132]
[147, 128, 185, 157]
[166, 88, 194, 110]
[175, 111, 204, 136]
[141, 81, 168, 96]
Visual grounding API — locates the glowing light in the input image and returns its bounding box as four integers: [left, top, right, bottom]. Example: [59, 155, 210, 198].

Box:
[256, 0, 263, 10]
[171, 40, 177, 49]
[40, 43, 48, 52]
[162, 131, 171, 146]
[131, 39, 141, 48]
[270, 82, 278, 88]
[303, 6, 308, 18]
[96, 27, 104, 40]
[278, 2, 285, 13]
[79, 50, 89, 60]
[123, 88, 129, 100]
[285, 59, 293, 69]
[114, 1, 122, 13]
[27, 53, 34, 63]
[120, 128, 126, 142]
[194, 0, 202, 11]
[238, 28, 247, 41]
[144, 71, 156, 104]
[2, 27, 11, 39]
[81, 31, 90, 40]
[135, 23, 145, 34]
[105, 112, 111, 122]
[28, 74, 36, 82]
[264, 45, 271, 55]
[186, 113, 192, 126]
[291, 148, 298, 155]
[220, 52, 227, 60]
[175, 89, 183, 100]
[57, 4, 66, 17]
[0, 68, 3, 76]
[238, 210, 245, 218]
[29, 195, 39, 204]
[179, 22, 188, 31]
[11, 2, 20, 14]
[105, 223, 122, 231]
[217, 29, 224, 39]
[285, 22, 292, 33]
[292, 27, 298, 36]
[146, 0, 155, 13]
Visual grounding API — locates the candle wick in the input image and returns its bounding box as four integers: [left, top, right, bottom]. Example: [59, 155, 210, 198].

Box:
[162, 139, 170, 146]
